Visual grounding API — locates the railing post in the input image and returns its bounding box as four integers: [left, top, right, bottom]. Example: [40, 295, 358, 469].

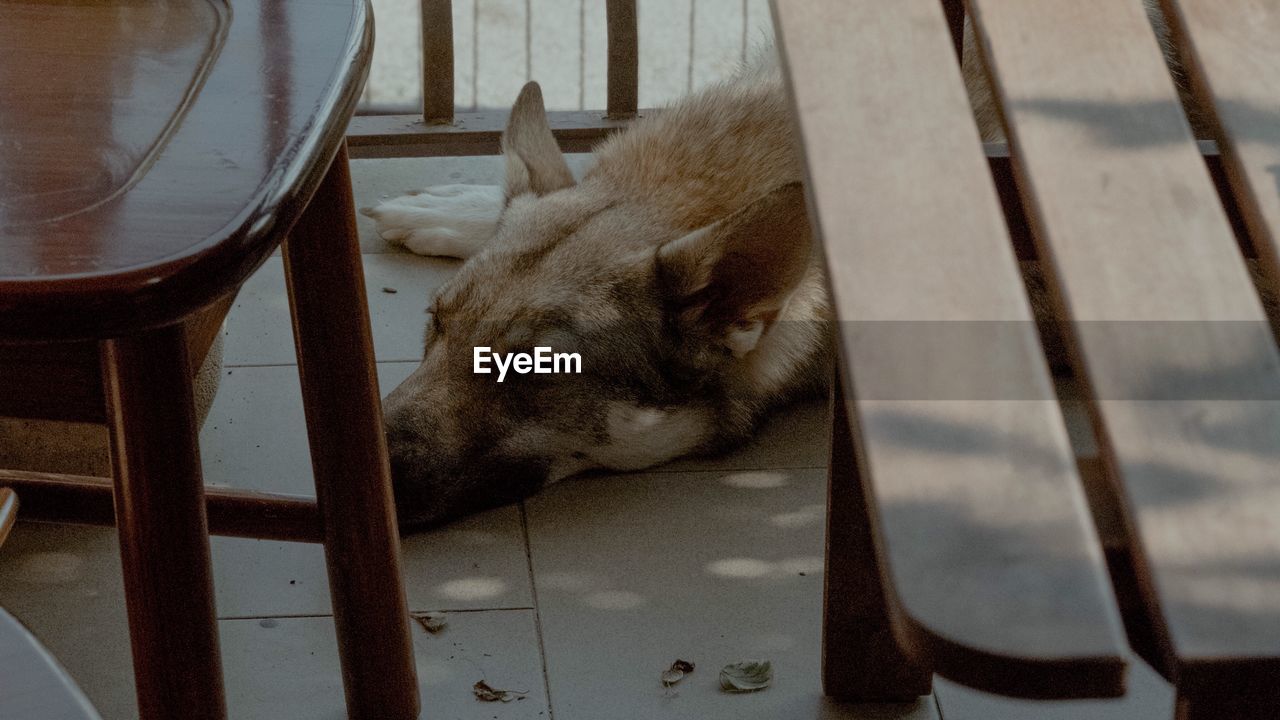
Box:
[421, 0, 454, 124]
[605, 0, 638, 119]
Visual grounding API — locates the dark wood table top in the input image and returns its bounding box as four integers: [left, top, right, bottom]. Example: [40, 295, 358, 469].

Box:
[0, 0, 372, 340]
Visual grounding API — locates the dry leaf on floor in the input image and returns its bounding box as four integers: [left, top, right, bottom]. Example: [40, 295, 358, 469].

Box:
[473, 680, 526, 703]
[719, 660, 772, 693]
[660, 659, 696, 687]
[410, 611, 447, 634]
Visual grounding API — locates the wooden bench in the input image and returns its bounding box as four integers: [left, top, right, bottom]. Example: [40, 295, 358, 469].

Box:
[344, 0, 1278, 715]
[774, 0, 1280, 717]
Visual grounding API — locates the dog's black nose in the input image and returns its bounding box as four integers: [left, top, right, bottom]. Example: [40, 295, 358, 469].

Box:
[386, 448, 550, 534]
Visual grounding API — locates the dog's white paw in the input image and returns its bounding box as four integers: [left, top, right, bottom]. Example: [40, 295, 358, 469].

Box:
[360, 184, 503, 258]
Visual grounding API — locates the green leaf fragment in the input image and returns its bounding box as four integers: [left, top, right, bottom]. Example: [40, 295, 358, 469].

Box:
[719, 660, 772, 693]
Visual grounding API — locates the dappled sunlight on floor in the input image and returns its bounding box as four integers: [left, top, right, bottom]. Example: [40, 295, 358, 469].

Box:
[0, 155, 1184, 720]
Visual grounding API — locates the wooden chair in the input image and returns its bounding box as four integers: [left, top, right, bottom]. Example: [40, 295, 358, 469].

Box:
[774, 0, 1280, 718]
[0, 2, 418, 719]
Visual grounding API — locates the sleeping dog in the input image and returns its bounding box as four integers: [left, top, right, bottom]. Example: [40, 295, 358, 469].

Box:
[364, 2, 1197, 530]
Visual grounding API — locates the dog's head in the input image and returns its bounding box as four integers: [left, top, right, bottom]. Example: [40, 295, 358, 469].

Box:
[384, 82, 814, 530]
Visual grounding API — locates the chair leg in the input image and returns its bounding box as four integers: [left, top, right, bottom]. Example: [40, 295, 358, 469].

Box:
[823, 365, 931, 701]
[101, 324, 226, 720]
[1176, 689, 1280, 719]
[283, 142, 420, 720]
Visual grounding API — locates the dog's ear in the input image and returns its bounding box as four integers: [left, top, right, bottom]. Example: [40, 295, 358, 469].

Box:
[503, 82, 576, 198]
[657, 182, 813, 357]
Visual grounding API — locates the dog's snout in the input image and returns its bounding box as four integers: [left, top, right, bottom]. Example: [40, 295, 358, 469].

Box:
[383, 417, 551, 533]
[382, 411, 415, 459]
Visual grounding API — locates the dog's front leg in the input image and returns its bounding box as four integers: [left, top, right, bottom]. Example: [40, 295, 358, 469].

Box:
[360, 184, 503, 259]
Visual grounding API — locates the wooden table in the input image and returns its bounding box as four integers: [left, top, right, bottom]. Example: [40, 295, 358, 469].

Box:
[0, 2, 419, 719]
[774, 0, 1280, 717]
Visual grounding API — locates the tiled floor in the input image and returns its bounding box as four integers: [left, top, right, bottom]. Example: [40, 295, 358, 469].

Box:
[0, 156, 1176, 719]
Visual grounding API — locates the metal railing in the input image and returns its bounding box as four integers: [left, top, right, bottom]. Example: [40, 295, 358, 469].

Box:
[348, 0, 641, 158]
[346, 0, 969, 158]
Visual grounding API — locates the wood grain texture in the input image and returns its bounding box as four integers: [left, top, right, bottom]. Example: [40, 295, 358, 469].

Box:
[0, 1, 224, 228]
[1163, 0, 1280, 307]
[0, 468, 323, 543]
[1176, 689, 1280, 720]
[823, 370, 931, 700]
[775, 0, 1126, 699]
[0, 608, 103, 720]
[0, 0, 372, 340]
[969, 0, 1280, 698]
[284, 145, 420, 720]
[421, 0, 455, 123]
[0, 295, 231, 423]
[102, 324, 225, 720]
[605, 0, 639, 118]
[0, 487, 15, 549]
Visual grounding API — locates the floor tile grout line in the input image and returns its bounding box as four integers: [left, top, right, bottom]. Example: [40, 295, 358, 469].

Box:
[653, 463, 827, 474]
[519, 501, 556, 719]
[203, 460, 826, 507]
[403, 606, 537, 614]
[217, 607, 536, 622]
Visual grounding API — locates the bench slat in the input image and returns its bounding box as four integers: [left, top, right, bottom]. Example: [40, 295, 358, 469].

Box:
[1166, 1, 1280, 306]
[775, 0, 1126, 698]
[969, 0, 1280, 696]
